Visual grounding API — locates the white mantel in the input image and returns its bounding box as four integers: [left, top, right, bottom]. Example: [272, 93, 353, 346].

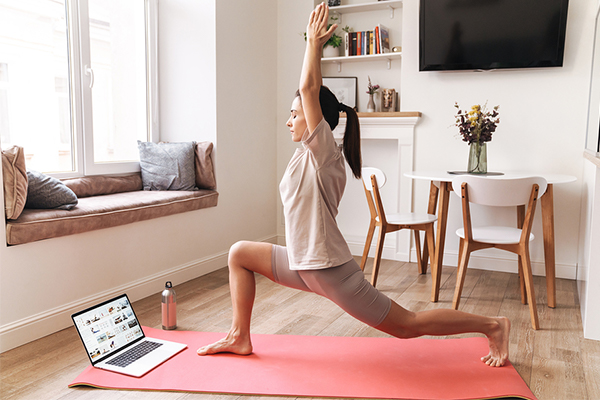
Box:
[333, 112, 421, 263]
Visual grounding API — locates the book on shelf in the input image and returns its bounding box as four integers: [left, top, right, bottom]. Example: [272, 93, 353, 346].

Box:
[344, 26, 391, 56]
[344, 31, 350, 57]
[378, 24, 390, 53]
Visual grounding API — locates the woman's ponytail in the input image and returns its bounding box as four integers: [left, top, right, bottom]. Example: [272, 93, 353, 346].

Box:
[297, 86, 362, 179]
[339, 103, 362, 179]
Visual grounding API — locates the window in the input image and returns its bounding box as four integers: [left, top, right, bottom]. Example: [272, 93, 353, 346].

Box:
[0, 0, 158, 177]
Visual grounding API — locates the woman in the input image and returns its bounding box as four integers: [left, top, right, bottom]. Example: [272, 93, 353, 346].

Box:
[198, 3, 510, 367]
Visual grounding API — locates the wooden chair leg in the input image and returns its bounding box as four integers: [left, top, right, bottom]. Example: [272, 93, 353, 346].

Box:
[453, 238, 471, 310]
[420, 231, 430, 275]
[520, 249, 540, 330]
[517, 205, 527, 304]
[414, 230, 426, 275]
[518, 260, 527, 305]
[370, 226, 387, 288]
[360, 220, 376, 271]
[424, 225, 440, 302]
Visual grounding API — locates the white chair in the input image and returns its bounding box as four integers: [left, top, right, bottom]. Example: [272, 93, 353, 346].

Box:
[451, 175, 548, 330]
[360, 167, 437, 288]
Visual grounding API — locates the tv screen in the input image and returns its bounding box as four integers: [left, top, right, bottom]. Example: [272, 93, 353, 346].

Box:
[419, 0, 569, 71]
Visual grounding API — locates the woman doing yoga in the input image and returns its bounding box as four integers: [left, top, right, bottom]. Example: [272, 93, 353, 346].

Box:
[197, 2, 510, 367]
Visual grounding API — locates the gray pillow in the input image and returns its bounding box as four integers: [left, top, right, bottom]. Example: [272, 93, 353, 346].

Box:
[25, 171, 78, 210]
[138, 141, 197, 191]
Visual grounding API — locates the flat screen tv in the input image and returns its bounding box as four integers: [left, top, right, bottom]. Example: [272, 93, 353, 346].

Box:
[419, 0, 569, 71]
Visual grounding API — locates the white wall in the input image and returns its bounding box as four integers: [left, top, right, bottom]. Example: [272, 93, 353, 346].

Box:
[0, 0, 278, 352]
[277, 1, 314, 242]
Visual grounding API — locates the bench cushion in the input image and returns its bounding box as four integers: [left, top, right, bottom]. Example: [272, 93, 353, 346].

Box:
[6, 189, 218, 245]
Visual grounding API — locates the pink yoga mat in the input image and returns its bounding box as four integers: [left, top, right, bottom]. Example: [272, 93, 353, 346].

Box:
[69, 326, 536, 400]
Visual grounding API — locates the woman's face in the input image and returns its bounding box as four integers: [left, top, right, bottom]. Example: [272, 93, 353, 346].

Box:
[286, 97, 307, 143]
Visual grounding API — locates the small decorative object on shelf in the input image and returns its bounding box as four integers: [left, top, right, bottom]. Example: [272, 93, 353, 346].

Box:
[328, 0, 341, 6]
[380, 88, 397, 112]
[366, 76, 379, 112]
[454, 102, 500, 174]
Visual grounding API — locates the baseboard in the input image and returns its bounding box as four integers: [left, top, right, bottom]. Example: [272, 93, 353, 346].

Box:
[409, 249, 577, 280]
[0, 251, 229, 353]
[345, 234, 411, 262]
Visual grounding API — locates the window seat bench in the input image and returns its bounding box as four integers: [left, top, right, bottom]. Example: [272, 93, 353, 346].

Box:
[4, 142, 218, 246]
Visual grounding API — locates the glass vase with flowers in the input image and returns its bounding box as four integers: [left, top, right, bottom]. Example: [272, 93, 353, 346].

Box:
[454, 102, 500, 174]
[366, 76, 379, 112]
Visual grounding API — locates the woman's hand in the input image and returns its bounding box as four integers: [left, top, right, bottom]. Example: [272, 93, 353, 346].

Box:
[306, 2, 338, 49]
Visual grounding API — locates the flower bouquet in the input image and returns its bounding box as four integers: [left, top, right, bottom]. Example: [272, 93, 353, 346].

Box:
[454, 102, 499, 173]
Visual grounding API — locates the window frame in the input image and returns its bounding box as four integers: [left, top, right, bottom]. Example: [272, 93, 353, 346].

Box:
[50, 0, 159, 180]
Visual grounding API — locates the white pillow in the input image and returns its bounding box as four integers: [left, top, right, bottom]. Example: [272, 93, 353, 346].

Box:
[138, 141, 197, 191]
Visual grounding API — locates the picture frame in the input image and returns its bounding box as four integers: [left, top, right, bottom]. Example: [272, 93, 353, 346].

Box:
[323, 77, 358, 110]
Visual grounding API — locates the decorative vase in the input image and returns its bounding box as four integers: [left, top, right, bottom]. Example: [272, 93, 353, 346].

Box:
[467, 142, 487, 174]
[367, 93, 376, 112]
[322, 45, 339, 58]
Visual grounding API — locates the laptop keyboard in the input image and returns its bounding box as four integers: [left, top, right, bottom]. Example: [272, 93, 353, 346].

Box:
[106, 340, 163, 368]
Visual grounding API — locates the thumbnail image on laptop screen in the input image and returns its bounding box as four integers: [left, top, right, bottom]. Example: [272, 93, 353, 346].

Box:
[72, 295, 143, 364]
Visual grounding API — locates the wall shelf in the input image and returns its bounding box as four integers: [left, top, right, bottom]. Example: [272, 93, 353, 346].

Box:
[322, 51, 401, 72]
[330, 1, 403, 18]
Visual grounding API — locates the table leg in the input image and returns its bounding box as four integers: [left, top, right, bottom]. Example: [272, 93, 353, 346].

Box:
[431, 181, 451, 302]
[541, 184, 556, 308]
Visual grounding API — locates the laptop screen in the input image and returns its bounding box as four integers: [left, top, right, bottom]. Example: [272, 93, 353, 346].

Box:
[72, 294, 144, 364]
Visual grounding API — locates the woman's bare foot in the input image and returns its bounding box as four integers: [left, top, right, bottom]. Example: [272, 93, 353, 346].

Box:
[481, 316, 511, 367]
[197, 331, 253, 356]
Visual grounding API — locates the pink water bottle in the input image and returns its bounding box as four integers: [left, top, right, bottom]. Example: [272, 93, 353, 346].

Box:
[161, 281, 177, 330]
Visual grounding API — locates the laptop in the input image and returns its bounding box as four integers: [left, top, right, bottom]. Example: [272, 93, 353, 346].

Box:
[71, 294, 187, 377]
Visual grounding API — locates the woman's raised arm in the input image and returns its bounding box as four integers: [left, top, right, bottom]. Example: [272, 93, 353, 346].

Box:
[299, 3, 337, 134]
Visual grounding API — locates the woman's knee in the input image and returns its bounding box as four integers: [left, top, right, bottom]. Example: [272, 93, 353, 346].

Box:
[227, 241, 274, 278]
[227, 241, 252, 270]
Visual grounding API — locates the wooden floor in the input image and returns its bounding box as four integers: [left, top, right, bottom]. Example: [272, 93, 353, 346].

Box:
[2, 257, 599, 400]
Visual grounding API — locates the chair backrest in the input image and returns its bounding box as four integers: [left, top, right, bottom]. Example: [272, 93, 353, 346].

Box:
[362, 167, 386, 191]
[361, 167, 388, 223]
[451, 175, 548, 207]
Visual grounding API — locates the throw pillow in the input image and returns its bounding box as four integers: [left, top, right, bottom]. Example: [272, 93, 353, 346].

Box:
[26, 170, 78, 210]
[2, 146, 28, 219]
[195, 141, 217, 190]
[137, 141, 197, 191]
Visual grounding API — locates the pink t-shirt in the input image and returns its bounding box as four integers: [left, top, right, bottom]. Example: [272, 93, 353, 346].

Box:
[279, 118, 354, 270]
